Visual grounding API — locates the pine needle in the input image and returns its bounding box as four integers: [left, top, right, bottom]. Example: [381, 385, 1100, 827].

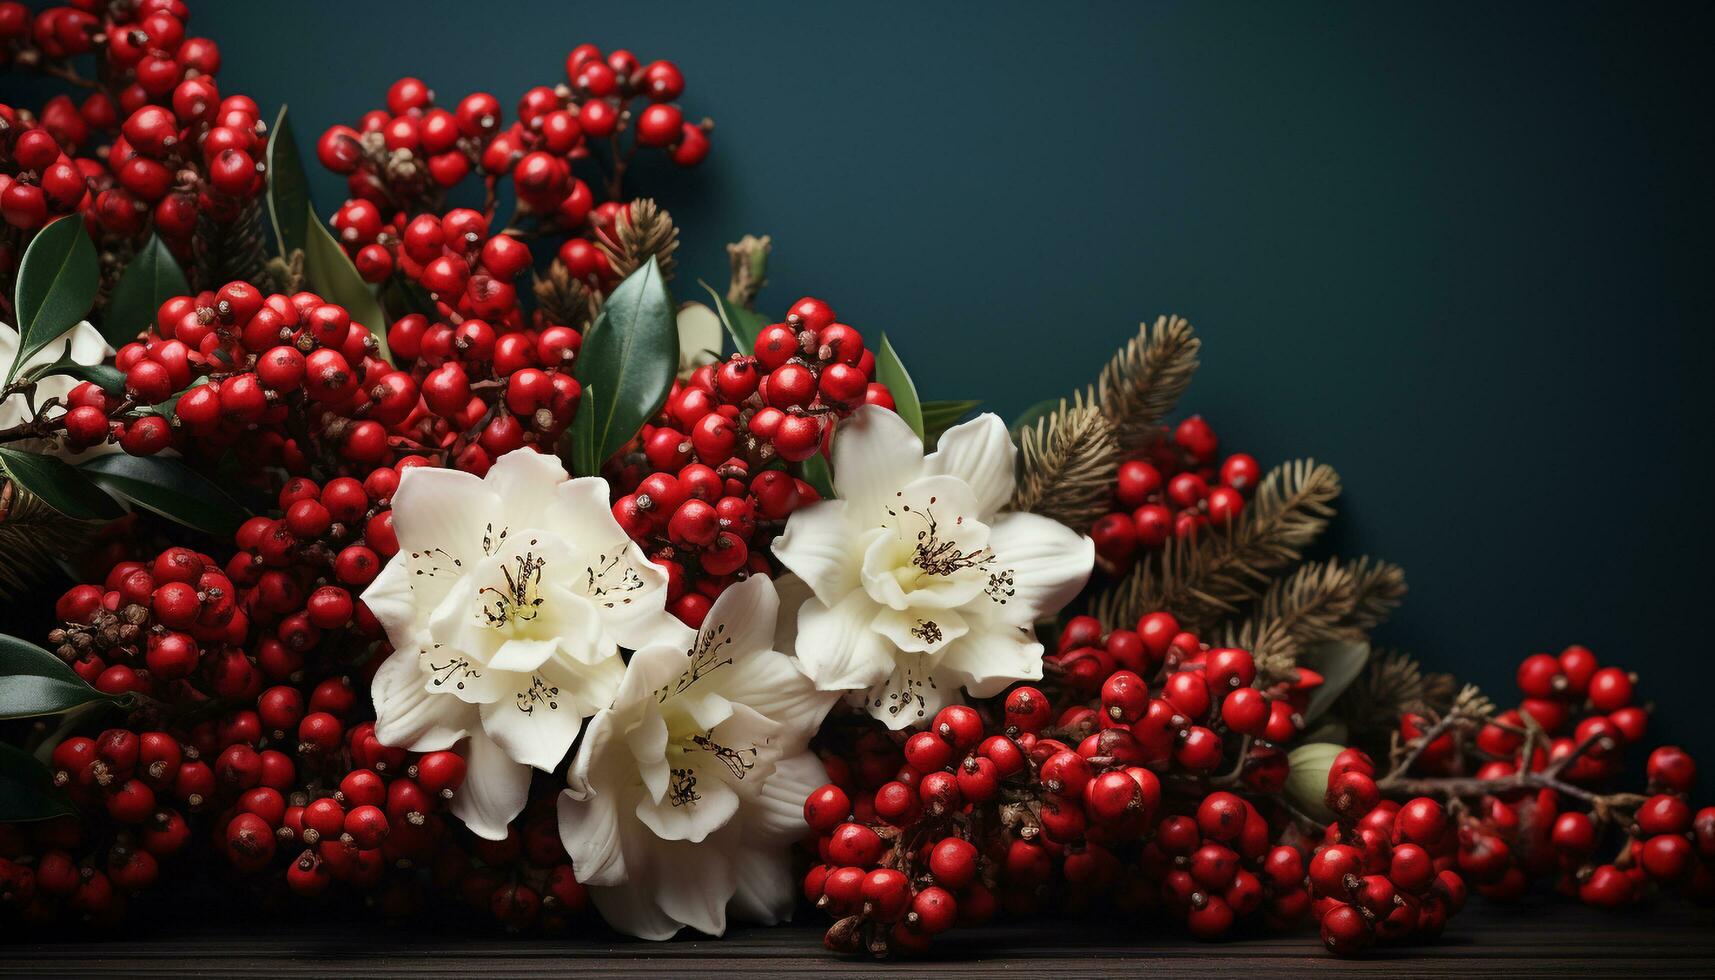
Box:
[1224, 557, 1407, 662]
[532, 261, 602, 330]
[1009, 394, 1119, 529]
[0, 479, 95, 598]
[596, 198, 679, 281]
[193, 198, 271, 292]
[1091, 458, 1341, 631]
[1086, 315, 1201, 454]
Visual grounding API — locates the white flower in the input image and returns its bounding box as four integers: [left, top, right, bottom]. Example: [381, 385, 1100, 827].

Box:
[361, 449, 686, 840]
[0, 319, 114, 459]
[772, 406, 1094, 729]
[556, 575, 835, 940]
[675, 301, 723, 379]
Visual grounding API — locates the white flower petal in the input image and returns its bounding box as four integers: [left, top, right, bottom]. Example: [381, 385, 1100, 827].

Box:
[391, 466, 499, 569]
[857, 652, 957, 730]
[697, 574, 780, 667]
[651, 832, 738, 937]
[635, 758, 738, 843]
[925, 413, 1015, 518]
[770, 573, 814, 656]
[872, 606, 968, 656]
[794, 591, 893, 692]
[936, 624, 1045, 699]
[478, 659, 594, 771]
[484, 637, 558, 674]
[727, 846, 796, 927]
[554, 478, 684, 651]
[743, 750, 828, 846]
[984, 511, 1096, 625]
[556, 786, 627, 887]
[360, 558, 421, 645]
[590, 842, 685, 940]
[480, 448, 567, 523]
[447, 734, 532, 840]
[371, 645, 473, 751]
[770, 499, 861, 603]
[708, 650, 835, 754]
[830, 406, 925, 520]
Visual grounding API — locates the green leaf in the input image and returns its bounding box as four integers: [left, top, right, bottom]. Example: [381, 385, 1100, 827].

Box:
[873, 334, 923, 439]
[1283, 742, 1344, 822]
[79, 453, 249, 536]
[0, 633, 122, 720]
[0, 447, 122, 521]
[1300, 639, 1371, 724]
[381, 272, 438, 324]
[265, 105, 310, 259]
[303, 215, 392, 363]
[562, 383, 600, 477]
[799, 453, 834, 500]
[10, 215, 99, 382]
[0, 740, 75, 821]
[1011, 398, 1061, 440]
[20, 344, 126, 395]
[920, 399, 982, 447]
[698, 280, 767, 354]
[102, 234, 188, 349]
[573, 258, 678, 472]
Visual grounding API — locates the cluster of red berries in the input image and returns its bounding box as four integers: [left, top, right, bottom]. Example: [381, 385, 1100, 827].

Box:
[606, 296, 890, 624]
[317, 45, 706, 307]
[0, 0, 255, 272]
[1387, 647, 1714, 910]
[1311, 755, 1467, 955]
[1088, 416, 1261, 574]
[802, 601, 1351, 957]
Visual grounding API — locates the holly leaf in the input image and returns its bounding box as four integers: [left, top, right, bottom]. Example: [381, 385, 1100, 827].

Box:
[0, 633, 124, 720]
[102, 233, 188, 349]
[21, 344, 126, 395]
[265, 105, 311, 259]
[303, 217, 392, 364]
[1283, 742, 1344, 822]
[0, 447, 122, 521]
[0, 740, 76, 821]
[573, 258, 677, 474]
[1300, 639, 1371, 724]
[698, 280, 767, 355]
[562, 383, 600, 477]
[874, 334, 923, 439]
[799, 453, 835, 500]
[10, 215, 98, 383]
[80, 453, 250, 536]
[920, 399, 982, 447]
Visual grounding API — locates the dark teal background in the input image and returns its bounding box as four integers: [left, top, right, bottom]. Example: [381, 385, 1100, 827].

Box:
[189, 2, 1713, 761]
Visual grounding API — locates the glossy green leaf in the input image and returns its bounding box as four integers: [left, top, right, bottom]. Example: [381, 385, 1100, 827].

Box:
[0, 447, 122, 521]
[303, 215, 392, 363]
[265, 105, 310, 258]
[1283, 742, 1344, 822]
[573, 258, 678, 474]
[562, 382, 600, 477]
[382, 272, 438, 323]
[102, 234, 188, 349]
[10, 215, 99, 382]
[698, 280, 767, 355]
[0, 633, 122, 720]
[1300, 639, 1371, 724]
[874, 334, 923, 439]
[21, 346, 125, 395]
[0, 740, 75, 821]
[799, 453, 834, 500]
[80, 453, 249, 536]
[920, 399, 982, 447]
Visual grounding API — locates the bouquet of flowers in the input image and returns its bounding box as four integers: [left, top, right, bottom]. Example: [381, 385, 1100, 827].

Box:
[0, 2, 1709, 959]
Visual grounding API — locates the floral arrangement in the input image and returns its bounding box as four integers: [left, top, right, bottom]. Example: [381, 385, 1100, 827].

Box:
[0, 1, 1710, 959]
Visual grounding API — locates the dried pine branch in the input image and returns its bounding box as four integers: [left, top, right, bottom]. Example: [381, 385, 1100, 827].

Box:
[726, 234, 771, 309]
[1009, 394, 1119, 529]
[532, 260, 602, 330]
[1086, 315, 1200, 454]
[596, 198, 679, 281]
[0, 479, 95, 598]
[194, 198, 270, 292]
[1092, 458, 1341, 631]
[1338, 650, 1460, 757]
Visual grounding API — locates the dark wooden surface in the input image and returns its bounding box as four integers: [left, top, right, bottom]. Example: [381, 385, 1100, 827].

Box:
[5, 900, 1714, 977]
